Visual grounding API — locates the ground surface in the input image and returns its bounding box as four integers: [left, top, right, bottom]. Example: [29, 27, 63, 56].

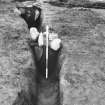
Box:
[42, 1, 105, 105]
[1, 0, 105, 105]
[0, 2, 37, 105]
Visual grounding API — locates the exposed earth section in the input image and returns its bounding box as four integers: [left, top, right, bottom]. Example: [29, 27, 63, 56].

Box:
[42, 1, 105, 105]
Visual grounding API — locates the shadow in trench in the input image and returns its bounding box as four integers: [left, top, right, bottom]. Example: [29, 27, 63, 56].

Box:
[12, 4, 63, 105]
[30, 43, 62, 105]
[16, 4, 43, 32]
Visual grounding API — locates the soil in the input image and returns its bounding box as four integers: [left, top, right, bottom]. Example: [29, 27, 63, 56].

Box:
[42, 1, 105, 105]
[1, 0, 105, 105]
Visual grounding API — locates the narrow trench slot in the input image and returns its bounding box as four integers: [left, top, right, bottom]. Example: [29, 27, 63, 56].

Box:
[34, 46, 62, 105]
[28, 31, 62, 105]
[13, 5, 62, 105]
[29, 35, 62, 105]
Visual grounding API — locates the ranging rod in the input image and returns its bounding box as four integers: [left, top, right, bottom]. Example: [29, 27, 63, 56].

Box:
[46, 25, 49, 79]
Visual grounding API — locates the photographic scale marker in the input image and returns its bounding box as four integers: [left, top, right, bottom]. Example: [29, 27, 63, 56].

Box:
[46, 25, 49, 79]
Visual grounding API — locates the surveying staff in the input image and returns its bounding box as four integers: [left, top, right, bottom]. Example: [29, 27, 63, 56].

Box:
[28, 27, 62, 80]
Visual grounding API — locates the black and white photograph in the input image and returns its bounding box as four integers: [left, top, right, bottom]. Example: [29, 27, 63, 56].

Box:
[0, 0, 105, 105]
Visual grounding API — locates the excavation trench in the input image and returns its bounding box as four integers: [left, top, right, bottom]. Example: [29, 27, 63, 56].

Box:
[28, 40, 62, 105]
[29, 40, 62, 105]
[12, 5, 62, 105]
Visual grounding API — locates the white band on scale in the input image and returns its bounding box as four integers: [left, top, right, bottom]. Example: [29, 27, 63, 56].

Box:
[46, 25, 49, 79]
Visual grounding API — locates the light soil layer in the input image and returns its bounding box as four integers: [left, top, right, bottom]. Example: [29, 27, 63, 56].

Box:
[0, 3, 36, 105]
[42, 2, 105, 105]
